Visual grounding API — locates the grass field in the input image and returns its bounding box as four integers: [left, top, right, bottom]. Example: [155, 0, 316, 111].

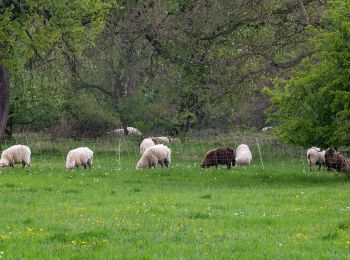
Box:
[1, 135, 350, 258]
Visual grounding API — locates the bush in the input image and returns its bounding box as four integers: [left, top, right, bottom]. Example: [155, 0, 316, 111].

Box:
[52, 91, 117, 138]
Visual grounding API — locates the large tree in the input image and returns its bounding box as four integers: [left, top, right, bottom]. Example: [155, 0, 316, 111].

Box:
[0, 0, 111, 141]
[71, 0, 326, 135]
[266, 0, 350, 148]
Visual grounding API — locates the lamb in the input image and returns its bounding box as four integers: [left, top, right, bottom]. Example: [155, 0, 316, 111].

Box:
[324, 148, 350, 172]
[0, 145, 31, 168]
[306, 147, 326, 171]
[140, 138, 155, 155]
[151, 136, 170, 145]
[136, 144, 171, 169]
[235, 144, 252, 166]
[66, 147, 94, 169]
[201, 147, 235, 169]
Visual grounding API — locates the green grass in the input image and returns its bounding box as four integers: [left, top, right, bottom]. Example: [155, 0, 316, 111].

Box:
[0, 137, 350, 258]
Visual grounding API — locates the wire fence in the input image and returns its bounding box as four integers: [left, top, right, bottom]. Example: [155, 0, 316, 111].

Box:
[0, 131, 309, 171]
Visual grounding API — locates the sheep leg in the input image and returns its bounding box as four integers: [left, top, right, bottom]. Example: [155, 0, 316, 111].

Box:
[318, 164, 322, 171]
[84, 164, 87, 169]
[87, 160, 92, 169]
[22, 161, 26, 168]
[226, 164, 231, 169]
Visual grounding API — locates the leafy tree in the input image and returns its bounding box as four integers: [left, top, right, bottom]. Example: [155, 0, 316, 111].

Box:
[266, 0, 350, 148]
[74, 0, 326, 135]
[0, 0, 112, 140]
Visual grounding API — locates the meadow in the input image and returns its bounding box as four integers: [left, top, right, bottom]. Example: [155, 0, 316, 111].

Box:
[0, 133, 350, 259]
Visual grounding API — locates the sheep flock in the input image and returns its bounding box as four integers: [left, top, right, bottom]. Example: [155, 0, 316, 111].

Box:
[0, 136, 349, 175]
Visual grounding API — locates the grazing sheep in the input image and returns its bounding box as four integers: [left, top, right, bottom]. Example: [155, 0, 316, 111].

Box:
[66, 147, 94, 169]
[136, 144, 171, 169]
[0, 145, 31, 168]
[140, 138, 155, 155]
[325, 148, 350, 172]
[151, 136, 170, 145]
[235, 144, 252, 166]
[201, 147, 235, 169]
[169, 136, 181, 143]
[261, 126, 273, 132]
[306, 147, 326, 171]
[127, 127, 142, 136]
[108, 126, 142, 137]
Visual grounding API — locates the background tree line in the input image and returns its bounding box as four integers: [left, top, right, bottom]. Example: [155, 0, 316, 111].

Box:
[3, 0, 348, 149]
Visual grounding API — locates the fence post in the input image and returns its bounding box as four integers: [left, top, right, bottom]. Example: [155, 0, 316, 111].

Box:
[118, 138, 121, 170]
[256, 137, 264, 170]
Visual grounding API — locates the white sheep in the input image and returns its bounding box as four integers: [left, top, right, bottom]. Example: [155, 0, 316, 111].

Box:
[127, 127, 142, 136]
[169, 136, 181, 143]
[261, 126, 273, 132]
[235, 144, 252, 166]
[0, 145, 31, 168]
[136, 144, 171, 169]
[140, 138, 155, 155]
[66, 147, 94, 169]
[307, 147, 326, 171]
[151, 136, 170, 145]
[108, 126, 142, 137]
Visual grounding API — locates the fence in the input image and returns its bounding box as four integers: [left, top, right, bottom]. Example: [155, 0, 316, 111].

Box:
[0, 131, 309, 171]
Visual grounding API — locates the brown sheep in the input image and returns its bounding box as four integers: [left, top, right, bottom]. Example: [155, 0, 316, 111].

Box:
[325, 148, 350, 172]
[201, 147, 235, 169]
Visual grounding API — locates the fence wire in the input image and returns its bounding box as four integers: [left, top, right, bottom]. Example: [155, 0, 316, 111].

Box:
[0, 131, 309, 171]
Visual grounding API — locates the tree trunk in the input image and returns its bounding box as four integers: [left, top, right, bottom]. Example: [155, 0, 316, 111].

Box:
[298, 0, 310, 25]
[0, 63, 10, 142]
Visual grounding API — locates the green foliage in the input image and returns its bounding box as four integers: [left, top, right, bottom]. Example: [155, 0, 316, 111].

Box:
[266, 1, 350, 148]
[55, 91, 117, 138]
[0, 0, 111, 70]
[9, 67, 67, 129]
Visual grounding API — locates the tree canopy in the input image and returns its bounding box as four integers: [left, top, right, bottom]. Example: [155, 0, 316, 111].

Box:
[2, 0, 342, 140]
[0, 0, 112, 139]
[266, 0, 350, 148]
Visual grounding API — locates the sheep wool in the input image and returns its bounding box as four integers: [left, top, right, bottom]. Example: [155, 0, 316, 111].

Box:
[151, 136, 170, 145]
[66, 147, 94, 169]
[0, 145, 31, 168]
[201, 147, 235, 169]
[306, 147, 326, 171]
[140, 138, 156, 155]
[136, 144, 171, 169]
[235, 144, 252, 166]
[325, 148, 350, 172]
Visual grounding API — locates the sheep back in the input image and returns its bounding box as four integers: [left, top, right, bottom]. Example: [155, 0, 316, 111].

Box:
[140, 138, 155, 155]
[306, 147, 326, 171]
[136, 144, 171, 169]
[201, 147, 235, 169]
[235, 144, 252, 166]
[0, 145, 31, 167]
[325, 148, 350, 172]
[66, 147, 94, 169]
[151, 136, 170, 145]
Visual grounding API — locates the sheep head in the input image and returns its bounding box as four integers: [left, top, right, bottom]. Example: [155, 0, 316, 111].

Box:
[0, 159, 9, 168]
